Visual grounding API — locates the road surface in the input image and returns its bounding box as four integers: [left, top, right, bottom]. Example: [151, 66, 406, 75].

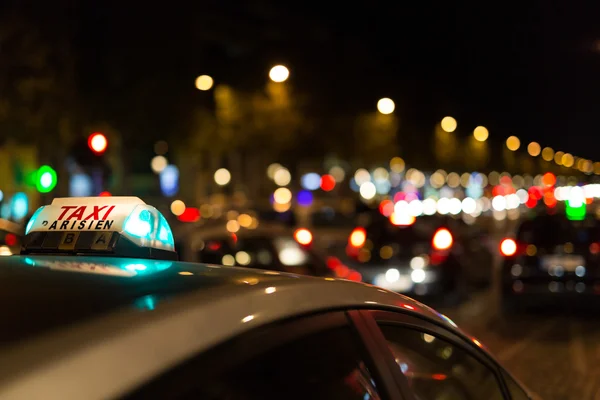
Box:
[440, 288, 600, 400]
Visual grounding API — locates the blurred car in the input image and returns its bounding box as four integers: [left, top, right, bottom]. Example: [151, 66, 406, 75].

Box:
[500, 212, 600, 312]
[178, 222, 362, 280]
[0, 218, 23, 256]
[344, 210, 494, 302]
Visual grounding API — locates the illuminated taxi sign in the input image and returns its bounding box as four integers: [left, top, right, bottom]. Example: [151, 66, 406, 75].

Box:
[22, 197, 177, 261]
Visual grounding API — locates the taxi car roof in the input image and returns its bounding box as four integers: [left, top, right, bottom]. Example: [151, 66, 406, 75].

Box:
[0, 254, 453, 345]
[0, 254, 478, 400]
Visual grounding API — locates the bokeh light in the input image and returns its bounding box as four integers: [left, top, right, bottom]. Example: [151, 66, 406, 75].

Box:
[297, 190, 313, 206]
[329, 166, 345, 182]
[390, 157, 405, 173]
[301, 173, 321, 190]
[195, 75, 214, 91]
[89, 133, 107, 153]
[214, 168, 231, 186]
[473, 126, 489, 142]
[506, 136, 520, 151]
[542, 172, 556, 187]
[170, 200, 186, 216]
[320, 174, 336, 191]
[440, 116, 457, 133]
[273, 188, 292, 204]
[554, 151, 564, 165]
[267, 163, 283, 179]
[273, 167, 291, 186]
[151, 155, 168, 174]
[377, 98, 395, 114]
[527, 142, 541, 157]
[542, 147, 554, 161]
[238, 214, 253, 228]
[360, 182, 377, 199]
[269, 65, 290, 82]
[354, 169, 371, 185]
[226, 220, 240, 233]
[562, 153, 575, 168]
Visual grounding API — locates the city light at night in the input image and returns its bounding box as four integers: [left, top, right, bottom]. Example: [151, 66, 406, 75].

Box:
[269, 65, 290, 82]
[195, 75, 214, 91]
[377, 98, 395, 114]
[473, 126, 489, 142]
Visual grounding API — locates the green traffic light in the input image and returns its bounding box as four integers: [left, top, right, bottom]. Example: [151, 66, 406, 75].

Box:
[36, 165, 57, 193]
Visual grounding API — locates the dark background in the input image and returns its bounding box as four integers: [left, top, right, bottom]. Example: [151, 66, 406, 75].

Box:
[3, 1, 600, 158]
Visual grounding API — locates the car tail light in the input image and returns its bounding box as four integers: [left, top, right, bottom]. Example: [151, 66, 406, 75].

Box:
[294, 228, 313, 246]
[432, 228, 453, 250]
[4, 233, 17, 247]
[349, 228, 367, 248]
[590, 242, 600, 255]
[500, 238, 517, 256]
[347, 270, 362, 282]
[207, 241, 222, 251]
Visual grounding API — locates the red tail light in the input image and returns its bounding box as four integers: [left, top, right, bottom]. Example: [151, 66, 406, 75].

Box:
[590, 243, 600, 255]
[432, 228, 453, 250]
[349, 227, 367, 248]
[294, 228, 313, 245]
[347, 270, 362, 282]
[4, 233, 17, 247]
[500, 238, 517, 256]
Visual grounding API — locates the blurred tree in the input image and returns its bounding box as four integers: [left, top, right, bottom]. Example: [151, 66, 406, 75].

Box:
[353, 112, 400, 167]
[0, 6, 78, 198]
[433, 125, 458, 169]
[180, 81, 307, 200]
[465, 136, 490, 171]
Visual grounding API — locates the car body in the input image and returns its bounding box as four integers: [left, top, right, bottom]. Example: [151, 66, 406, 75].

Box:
[500, 212, 600, 311]
[0, 254, 533, 400]
[0, 218, 23, 256]
[344, 211, 494, 302]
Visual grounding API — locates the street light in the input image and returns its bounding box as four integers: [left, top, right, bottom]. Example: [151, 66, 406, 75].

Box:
[473, 126, 488, 142]
[195, 75, 214, 91]
[269, 65, 289, 83]
[151, 156, 168, 174]
[506, 136, 520, 151]
[440, 116, 457, 133]
[541, 147, 554, 161]
[527, 142, 541, 157]
[377, 98, 395, 115]
[88, 132, 107, 154]
[214, 168, 231, 186]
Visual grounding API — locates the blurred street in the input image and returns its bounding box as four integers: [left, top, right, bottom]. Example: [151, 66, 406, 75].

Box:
[439, 260, 600, 400]
[3, 3, 600, 398]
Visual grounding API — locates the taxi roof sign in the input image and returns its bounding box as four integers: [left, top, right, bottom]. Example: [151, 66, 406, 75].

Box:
[22, 197, 177, 261]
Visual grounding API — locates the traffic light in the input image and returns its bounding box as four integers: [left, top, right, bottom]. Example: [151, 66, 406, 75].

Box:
[35, 165, 57, 193]
[88, 132, 108, 154]
[69, 133, 112, 195]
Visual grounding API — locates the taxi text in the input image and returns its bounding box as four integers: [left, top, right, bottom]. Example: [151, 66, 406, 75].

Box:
[48, 205, 116, 231]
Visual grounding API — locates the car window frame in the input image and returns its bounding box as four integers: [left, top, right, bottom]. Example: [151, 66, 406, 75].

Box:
[361, 309, 515, 400]
[123, 310, 406, 400]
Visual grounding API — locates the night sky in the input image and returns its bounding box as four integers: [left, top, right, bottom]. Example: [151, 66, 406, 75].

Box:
[7, 1, 600, 159]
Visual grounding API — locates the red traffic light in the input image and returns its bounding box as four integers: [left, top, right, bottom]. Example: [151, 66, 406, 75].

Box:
[88, 133, 107, 154]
